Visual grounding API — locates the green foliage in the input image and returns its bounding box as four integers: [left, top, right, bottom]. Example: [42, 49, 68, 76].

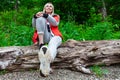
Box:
[0, 11, 13, 25]
[0, 0, 120, 47]
[0, 70, 8, 75]
[0, 0, 14, 11]
[0, 7, 41, 27]
[86, 7, 103, 26]
[0, 10, 35, 46]
[0, 22, 34, 47]
[0, 0, 43, 11]
[90, 65, 109, 77]
[59, 21, 85, 42]
[15, 8, 33, 26]
[112, 31, 120, 39]
[106, 0, 120, 21]
[81, 7, 115, 40]
[1, 0, 120, 26]
[84, 22, 114, 40]
[0, 9, 117, 46]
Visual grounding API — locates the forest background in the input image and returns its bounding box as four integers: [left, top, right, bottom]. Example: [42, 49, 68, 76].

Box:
[0, 0, 120, 47]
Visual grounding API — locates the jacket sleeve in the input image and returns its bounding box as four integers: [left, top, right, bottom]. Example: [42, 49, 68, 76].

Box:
[47, 15, 60, 26]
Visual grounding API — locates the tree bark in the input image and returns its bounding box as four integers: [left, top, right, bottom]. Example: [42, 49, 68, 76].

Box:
[101, 0, 107, 20]
[97, 0, 107, 20]
[0, 39, 120, 74]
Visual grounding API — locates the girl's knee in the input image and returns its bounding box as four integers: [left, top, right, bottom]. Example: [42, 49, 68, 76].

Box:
[36, 17, 46, 22]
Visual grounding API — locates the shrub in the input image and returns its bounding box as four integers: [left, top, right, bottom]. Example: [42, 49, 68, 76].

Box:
[59, 21, 85, 42]
[84, 22, 114, 40]
[0, 22, 34, 47]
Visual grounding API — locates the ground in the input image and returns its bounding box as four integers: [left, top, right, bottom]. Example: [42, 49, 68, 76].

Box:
[0, 64, 119, 80]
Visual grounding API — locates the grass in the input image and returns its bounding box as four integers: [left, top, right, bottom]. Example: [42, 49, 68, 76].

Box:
[0, 22, 34, 47]
[0, 70, 8, 75]
[90, 65, 109, 77]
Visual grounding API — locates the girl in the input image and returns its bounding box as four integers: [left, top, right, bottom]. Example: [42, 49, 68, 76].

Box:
[32, 2, 62, 77]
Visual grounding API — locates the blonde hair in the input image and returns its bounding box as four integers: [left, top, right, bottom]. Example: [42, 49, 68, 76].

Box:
[43, 2, 54, 15]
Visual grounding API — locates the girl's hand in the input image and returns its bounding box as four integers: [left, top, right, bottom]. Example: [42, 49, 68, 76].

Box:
[36, 12, 44, 17]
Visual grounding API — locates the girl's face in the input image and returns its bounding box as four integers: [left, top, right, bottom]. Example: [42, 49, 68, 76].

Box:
[44, 3, 53, 14]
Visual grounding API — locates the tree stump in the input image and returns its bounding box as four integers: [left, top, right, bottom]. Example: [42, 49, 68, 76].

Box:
[0, 39, 120, 74]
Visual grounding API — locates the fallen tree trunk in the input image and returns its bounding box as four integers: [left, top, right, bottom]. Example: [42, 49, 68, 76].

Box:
[0, 39, 120, 74]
